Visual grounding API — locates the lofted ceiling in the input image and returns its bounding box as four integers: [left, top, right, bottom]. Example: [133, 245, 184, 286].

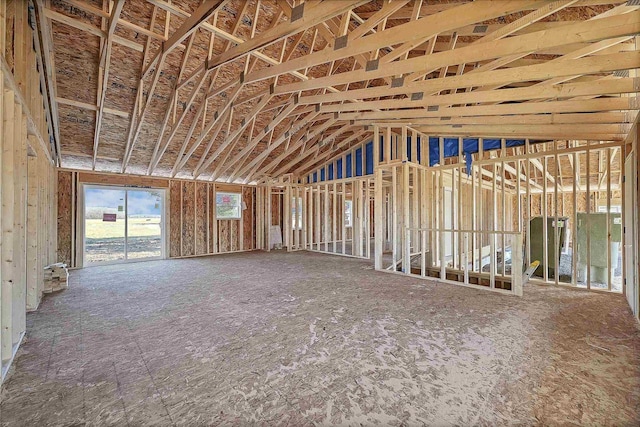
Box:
[35, 0, 640, 183]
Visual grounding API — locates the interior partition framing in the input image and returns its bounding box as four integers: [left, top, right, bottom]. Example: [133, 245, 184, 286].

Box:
[296, 124, 635, 298]
[374, 160, 523, 296]
[256, 175, 372, 259]
[381, 127, 632, 296]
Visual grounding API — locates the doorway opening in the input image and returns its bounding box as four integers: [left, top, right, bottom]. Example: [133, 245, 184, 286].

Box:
[83, 185, 165, 265]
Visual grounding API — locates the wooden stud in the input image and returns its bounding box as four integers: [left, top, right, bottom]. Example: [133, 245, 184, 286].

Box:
[374, 168, 383, 270]
[439, 169, 445, 280]
[331, 181, 338, 253]
[402, 163, 410, 273]
[542, 155, 549, 282]
[586, 144, 591, 289]
[490, 162, 497, 289]
[315, 184, 321, 251]
[572, 147, 578, 286]
[391, 166, 397, 268]
[2, 90, 15, 363]
[324, 182, 329, 252]
[342, 182, 347, 255]
[606, 147, 612, 291]
[554, 143, 560, 286]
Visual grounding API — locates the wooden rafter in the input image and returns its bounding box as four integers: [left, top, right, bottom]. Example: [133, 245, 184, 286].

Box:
[121, 0, 228, 172]
[234, 111, 324, 181]
[92, 0, 124, 169]
[299, 50, 639, 105]
[247, 1, 545, 86]
[319, 77, 639, 113]
[39, 0, 640, 182]
[34, 0, 63, 164]
[206, 1, 369, 72]
[338, 96, 639, 122]
[216, 101, 299, 180]
[274, 11, 639, 95]
[272, 125, 359, 177]
[293, 128, 370, 176]
[194, 93, 274, 179]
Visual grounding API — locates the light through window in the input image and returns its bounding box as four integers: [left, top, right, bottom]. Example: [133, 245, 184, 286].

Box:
[216, 192, 242, 219]
[345, 200, 353, 227]
[292, 197, 303, 229]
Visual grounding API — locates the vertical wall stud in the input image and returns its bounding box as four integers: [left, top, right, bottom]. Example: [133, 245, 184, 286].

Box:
[374, 168, 384, 270]
[1, 90, 16, 364]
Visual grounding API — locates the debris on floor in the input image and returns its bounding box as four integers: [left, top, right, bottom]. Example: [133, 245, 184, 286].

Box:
[44, 263, 69, 292]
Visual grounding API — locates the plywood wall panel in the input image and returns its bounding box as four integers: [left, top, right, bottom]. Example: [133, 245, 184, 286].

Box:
[231, 220, 238, 252]
[209, 184, 215, 253]
[195, 182, 207, 256]
[169, 180, 182, 258]
[271, 193, 281, 226]
[167, 181, 256, 257]
[182, 181, 195, 257]
[242, 187, 254, 250]
[57, 171, 72, 266]
[219, 220, 230, 252]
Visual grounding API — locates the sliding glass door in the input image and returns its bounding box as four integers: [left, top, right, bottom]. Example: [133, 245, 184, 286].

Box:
[84, 185, 165, 265]
[126, 189, 163, 260]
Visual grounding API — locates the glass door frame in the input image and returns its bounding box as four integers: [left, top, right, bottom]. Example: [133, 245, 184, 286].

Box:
[82, 184, 167, 266]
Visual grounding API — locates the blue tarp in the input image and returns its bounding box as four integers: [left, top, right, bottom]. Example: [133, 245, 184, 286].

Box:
[405, 136, 423, 162]
[365, 141, 374, 175]
[313, 136, 537, 182]
[428, 137, 529, 173]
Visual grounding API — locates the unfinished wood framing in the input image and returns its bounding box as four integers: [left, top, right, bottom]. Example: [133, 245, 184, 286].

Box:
[25, 0, 634, 183]
[0, 1, 57, 383]
[2, 0, 640, 395]
[359, 124, 629, 297]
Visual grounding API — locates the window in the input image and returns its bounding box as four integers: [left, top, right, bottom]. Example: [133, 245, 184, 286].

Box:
[84, 186, 165, 265]
[345, 200, 353, 227]
[216, 192, 242, 219]
[598, 205, 621, 213]
[292, 197, 303, 230]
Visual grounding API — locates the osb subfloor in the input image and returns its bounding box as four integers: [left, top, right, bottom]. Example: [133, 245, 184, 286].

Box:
[1, 251, 639, 426]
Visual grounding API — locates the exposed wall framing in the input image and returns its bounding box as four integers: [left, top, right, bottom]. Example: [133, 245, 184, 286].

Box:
[319, 124, 633, 298]
[374, 160, 523, 296]
[622, 119, 639, 318]
[0, 0, 58, 383]
[256, 172, 376, 261]
[25, 0, 640, 316]
[57, 170, 257, 267]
